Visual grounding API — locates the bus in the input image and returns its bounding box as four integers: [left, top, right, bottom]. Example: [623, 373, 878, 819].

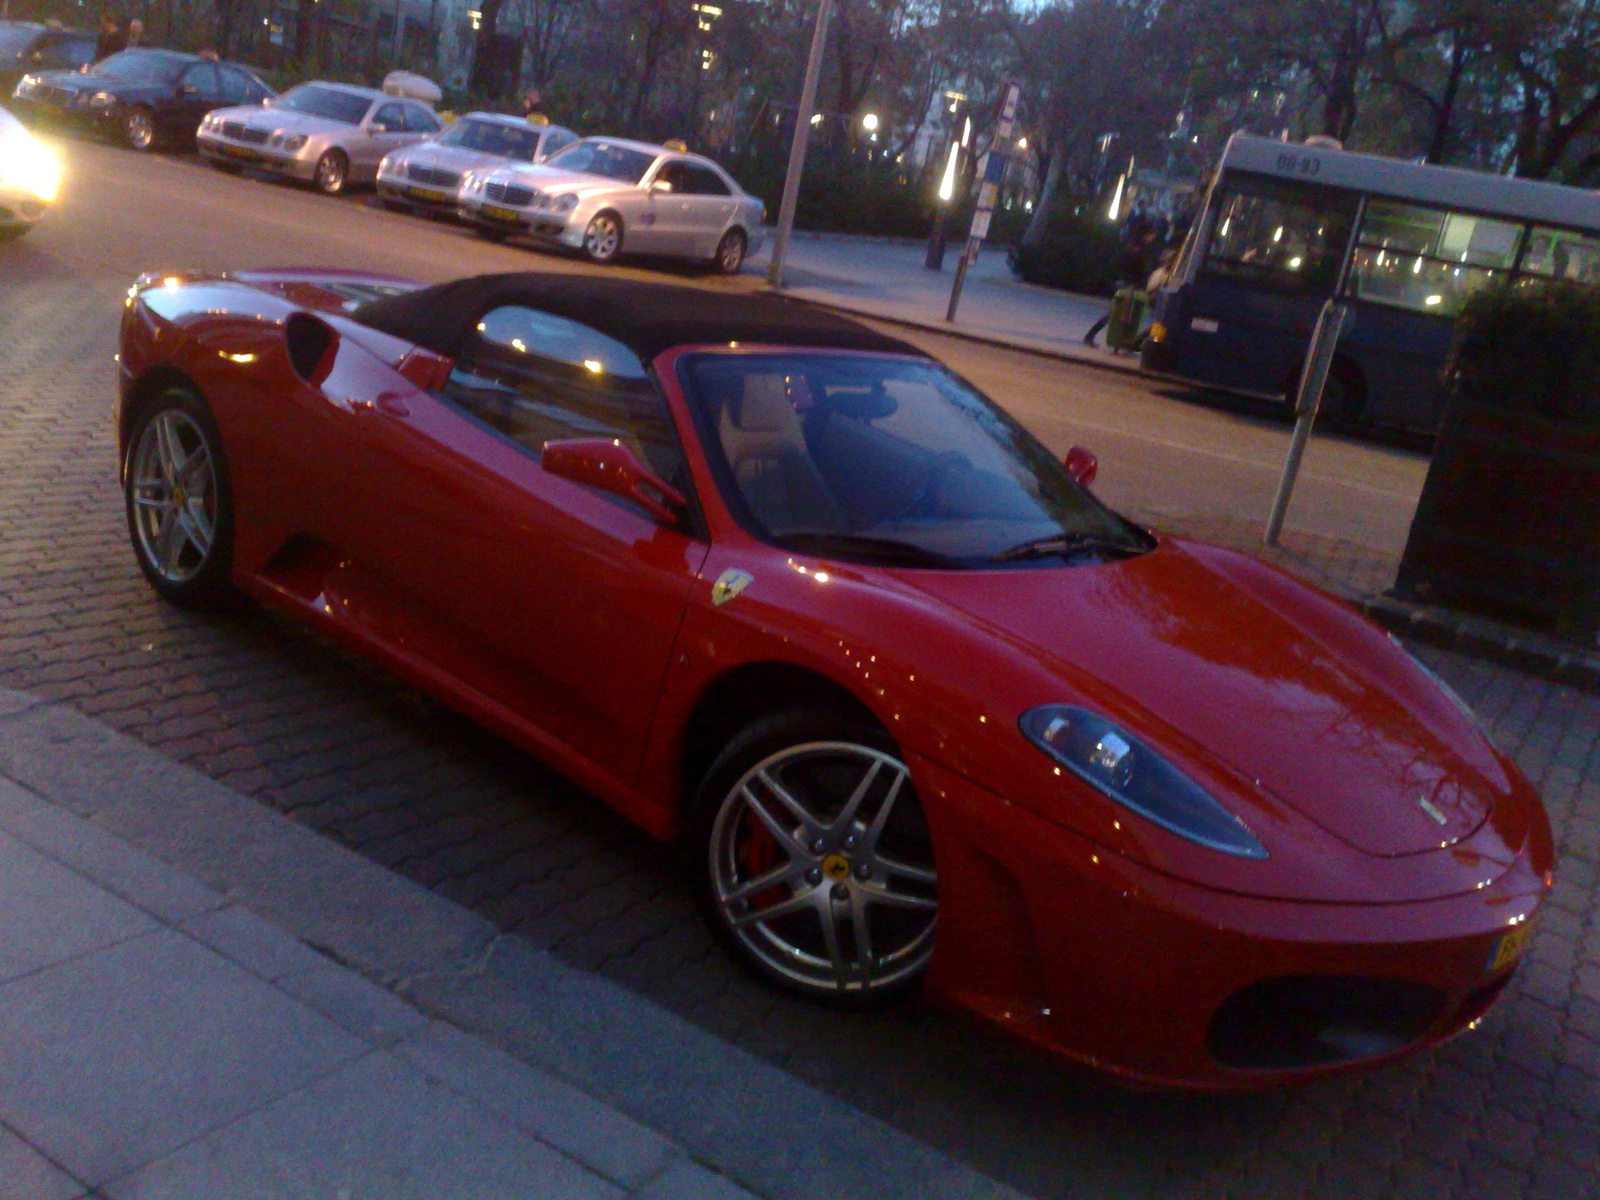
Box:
[1141, 134, 1600, 432]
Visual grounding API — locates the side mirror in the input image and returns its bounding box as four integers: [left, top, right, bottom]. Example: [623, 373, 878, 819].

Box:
[178, 83, 197, 97]
[542, 438, 686, 525]
[651, 179, 672, 193]
[1064, 445, 1098, 487]
[369, 120, 391, 134]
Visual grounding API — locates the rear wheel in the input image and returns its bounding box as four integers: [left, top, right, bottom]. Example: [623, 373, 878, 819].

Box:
[312, 149, 348, 196]
[123, 388, 236, 609]
[123, 106, 156, 151]
[582, 211, 623, 263]
[690, 708, 938, 1003]
[713, 228, 747, 274]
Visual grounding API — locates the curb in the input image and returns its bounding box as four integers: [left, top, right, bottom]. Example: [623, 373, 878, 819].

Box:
[767, 288, 1146, 379]
[1360, 594, 1600, 694]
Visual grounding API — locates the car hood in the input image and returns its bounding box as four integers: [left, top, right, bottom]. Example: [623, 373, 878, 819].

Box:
[487, 163, 631, 196]
[28, 68, 158, 97]
[904, 538, 1502, 860]
[233, 107, 356, 138]
[392, 142, 518, 175]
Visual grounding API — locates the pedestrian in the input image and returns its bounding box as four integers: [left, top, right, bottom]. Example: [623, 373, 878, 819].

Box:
[1083, 229, 1158, 349]
[94, 11, 125, 61]
[125, 18, 143, 47]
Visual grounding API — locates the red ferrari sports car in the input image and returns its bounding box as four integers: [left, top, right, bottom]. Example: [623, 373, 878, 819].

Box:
[116, 268, 1553, 1088]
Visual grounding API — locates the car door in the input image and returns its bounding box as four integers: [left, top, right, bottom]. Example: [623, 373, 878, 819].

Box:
[349, 303, 708, 781]
[170, 64, 220, 140]
[352, 101, 409, 179]
[679, 162, 739, 257]
[642, 159, 697, 254]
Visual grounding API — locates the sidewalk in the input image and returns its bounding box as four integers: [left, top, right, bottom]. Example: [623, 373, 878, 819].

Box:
[0, 689, 1022, 1200]
[751, 232, 1131, 368]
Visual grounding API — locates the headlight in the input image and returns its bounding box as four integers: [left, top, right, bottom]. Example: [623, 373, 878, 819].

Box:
[0, 132, 62, 202]
[282, 133, 308, 152]
[552, 192, 578, 214]
[465, 173, 487, 195]
[1020, 705, 1268, 858]
[87, 91, 116, 110]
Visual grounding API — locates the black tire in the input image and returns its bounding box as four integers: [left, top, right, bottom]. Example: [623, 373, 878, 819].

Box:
[312, 149, 348, 196]
[713, 228, 747, 275]
[123, 387, 236, 609]
[689, 707, 938, 1005]
[123, 105, 157, 151]
[581, 210, 624, 263]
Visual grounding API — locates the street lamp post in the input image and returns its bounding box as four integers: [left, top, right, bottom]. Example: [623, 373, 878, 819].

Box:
[766, 0, 835, 288]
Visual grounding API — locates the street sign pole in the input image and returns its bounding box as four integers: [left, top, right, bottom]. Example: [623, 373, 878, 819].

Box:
[766, 0, 835, 289]
[1264, 300, 1351, 546]
[946, 80, 1022, 323]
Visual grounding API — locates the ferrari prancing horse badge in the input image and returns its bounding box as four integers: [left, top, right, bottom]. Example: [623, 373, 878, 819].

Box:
[711, 568, 754, 607]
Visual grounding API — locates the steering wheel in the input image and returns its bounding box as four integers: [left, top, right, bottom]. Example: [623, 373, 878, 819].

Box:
[891, 452, 967, 520]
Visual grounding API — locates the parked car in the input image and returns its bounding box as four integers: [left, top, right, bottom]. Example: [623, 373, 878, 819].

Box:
[0, 20, 96, 105]
[116, 268, 1553, 1089]
[0, 101, 59, 237]
[198, 81, 442, 195]
[376, 112, 578, 218]
[459, 136, 765, 273]
[10, 47, 272, 150]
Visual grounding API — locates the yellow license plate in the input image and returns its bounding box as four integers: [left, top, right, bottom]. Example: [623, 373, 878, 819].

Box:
[481, 203, 520, 222]
[1487, 922, 1534, 973]
[222, 142, 259, 159]
[409, 186, 452, 203]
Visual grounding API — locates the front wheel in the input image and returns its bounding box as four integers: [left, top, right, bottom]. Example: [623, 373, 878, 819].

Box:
[124, 388, 236, 609]
[690, 709, 938, 1003]
[123, 106, 156, 151]
[713, 228, 747, 275]
[582, 211, 623, 263]
[312, 149, 348, 196]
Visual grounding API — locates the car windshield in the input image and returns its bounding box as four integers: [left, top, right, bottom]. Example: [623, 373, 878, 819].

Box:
[681, 353, 1150, 568]
[272, 84, 371, 125]
[436, 117, 543, 161]
[545, 140, 655, 184]
[93, 49, 187, 85]
[0, 27, 37, 56]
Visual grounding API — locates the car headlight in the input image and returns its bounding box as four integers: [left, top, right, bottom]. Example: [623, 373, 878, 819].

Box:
[0, 131, 62, 202]
[1020, 705, 1268, 858]
[281, 133, 308, 152]
[464, 173, 487, 195]
[552, 192, 578, 214]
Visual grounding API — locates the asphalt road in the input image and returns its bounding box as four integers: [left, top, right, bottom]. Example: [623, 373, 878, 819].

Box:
[2, 134, 1595, 1200]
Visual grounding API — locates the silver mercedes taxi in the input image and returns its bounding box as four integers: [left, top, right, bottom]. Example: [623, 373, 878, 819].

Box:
[197, 81, 443, 195]
[458, 136, 766, 273]
[376, 113, 579, 217]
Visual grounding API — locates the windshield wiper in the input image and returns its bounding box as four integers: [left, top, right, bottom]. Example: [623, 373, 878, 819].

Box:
[775, 532, 969, 569]
[991, 532, 1145, 564]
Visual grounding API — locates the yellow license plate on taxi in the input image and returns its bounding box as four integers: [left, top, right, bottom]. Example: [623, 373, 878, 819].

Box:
[409, 186, 452, 203]
[481, 203, 520, 222]
[222, 143, 259, 160]
[1487, 922, 1534, 973]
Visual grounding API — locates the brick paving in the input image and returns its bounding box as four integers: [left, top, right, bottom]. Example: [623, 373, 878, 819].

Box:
[2, 192, 1598, 1199]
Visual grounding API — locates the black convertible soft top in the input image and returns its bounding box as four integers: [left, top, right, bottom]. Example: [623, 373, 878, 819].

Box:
[352, 271, 923, 363]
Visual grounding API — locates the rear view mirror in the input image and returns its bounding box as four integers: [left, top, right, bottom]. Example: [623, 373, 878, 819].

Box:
[542, 438, 686, 524]
[1064, 445, 1098, 486]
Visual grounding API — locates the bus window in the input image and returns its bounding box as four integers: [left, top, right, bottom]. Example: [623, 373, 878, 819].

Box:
[1202, 180, 1355, 294]
[1522, 227, 1600, 284]
[1347, 201, 1520, 317]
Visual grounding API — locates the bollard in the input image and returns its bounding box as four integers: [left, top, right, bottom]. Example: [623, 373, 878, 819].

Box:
[1264, 301, 1351, 547]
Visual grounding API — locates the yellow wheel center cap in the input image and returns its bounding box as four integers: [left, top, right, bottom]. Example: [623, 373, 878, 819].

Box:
[821, 853, 851, 882]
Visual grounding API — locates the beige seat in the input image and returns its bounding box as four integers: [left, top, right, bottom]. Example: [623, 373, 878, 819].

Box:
[717, 374, 843, 533]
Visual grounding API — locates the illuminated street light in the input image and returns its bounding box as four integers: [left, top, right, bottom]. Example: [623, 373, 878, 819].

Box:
[862, 112, 879, 132]
[938, 140, 959, 202]
[1017, 136, 1028, 150]
[810, 113, 823, 126]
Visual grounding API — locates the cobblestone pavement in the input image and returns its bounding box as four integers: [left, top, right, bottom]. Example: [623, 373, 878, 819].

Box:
[0, 145, 1596, 1200]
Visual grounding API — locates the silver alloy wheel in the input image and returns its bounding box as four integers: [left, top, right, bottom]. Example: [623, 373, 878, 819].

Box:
[125, 109, 154, 150]
[584, 213, 622, 261]
[709, 741, 937, 995]
[716, 229, 746, 274]
[314, 151, 346, 195]
[127, 409, 217, 585]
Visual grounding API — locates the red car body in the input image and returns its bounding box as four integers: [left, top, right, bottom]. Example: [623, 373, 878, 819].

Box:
[115, 267, 1554, 1089]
